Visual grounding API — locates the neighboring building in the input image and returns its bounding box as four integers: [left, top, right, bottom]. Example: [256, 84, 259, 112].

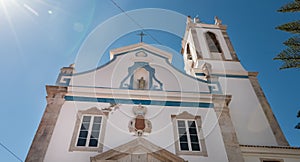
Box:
[26, 16, 300, 162]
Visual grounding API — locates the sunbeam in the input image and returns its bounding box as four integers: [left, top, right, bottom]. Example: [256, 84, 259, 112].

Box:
[23, 3, 39, 16]
[0, 0, 23, 57]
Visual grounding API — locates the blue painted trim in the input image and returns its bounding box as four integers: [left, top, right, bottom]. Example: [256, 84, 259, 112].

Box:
[195, 73, 249, 79]
[71, 52, 127, 76]
[65, 96, 213, 108]
[72, 47, 208, 84]
[212, 74, 249, 79]
[142, 48, 208, 84]
[120, 62, 163, 90]
[135, 51, 148, 57]
[207, 80, 223, 94]
[195, 73, 206, 76]
[195, 73, 205, 76]
[56, 73, 72, 86]
[67, 85, 212, 94]
[193, 73, 223, 94]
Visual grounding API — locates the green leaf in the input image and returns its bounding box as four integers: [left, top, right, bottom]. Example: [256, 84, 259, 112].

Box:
[275, 1, 300, 70]
[283, 36, 300, 49]
[274, 48, 300, 60]
[274, 47, 300, 69]
[276, 21, 300, 34]
[278, 1, 300, 12]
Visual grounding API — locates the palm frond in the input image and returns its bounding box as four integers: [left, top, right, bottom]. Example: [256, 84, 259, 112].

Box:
[283, 36, 300, 49]
[276, 21, 300, 34]
[274, 47, 300, 69]
[278, 1, 300, 12]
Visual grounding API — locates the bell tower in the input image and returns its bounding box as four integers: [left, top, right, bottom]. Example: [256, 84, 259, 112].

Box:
[181, 16, 289, 147]
[181, 16, 239, 78]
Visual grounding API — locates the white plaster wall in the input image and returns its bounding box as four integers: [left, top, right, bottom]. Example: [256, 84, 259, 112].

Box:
[186, 29, 198, 62]
[152, 63, 208, 92]
[180, 108, 229, 162]
[44, 100, 229, 162]
[70, 49, 210, 93]
[219, 77, 278, 146]
[183, 30, 194, 74]
[188, 26, 278, 146]
[44, 101, 100, 162]
[196, 60, 247, 74]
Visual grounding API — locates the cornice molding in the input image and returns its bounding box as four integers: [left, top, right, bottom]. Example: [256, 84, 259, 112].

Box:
[240, 145, 300, 158]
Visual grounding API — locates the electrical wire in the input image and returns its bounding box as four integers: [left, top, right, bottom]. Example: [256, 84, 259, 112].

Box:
[0, 142, 23, 162]
[109, 0, 162, 45]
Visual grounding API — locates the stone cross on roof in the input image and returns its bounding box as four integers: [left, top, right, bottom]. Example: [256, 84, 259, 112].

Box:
[137, 31, 147, 43]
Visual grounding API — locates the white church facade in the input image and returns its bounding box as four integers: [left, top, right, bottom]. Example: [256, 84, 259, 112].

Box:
[26, 16, 300, 162]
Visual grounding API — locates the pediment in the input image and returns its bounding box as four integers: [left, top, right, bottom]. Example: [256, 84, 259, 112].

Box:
[67, 43, 210, 93]
[90, 138, 185, 162]
[109, 43, 173, 63]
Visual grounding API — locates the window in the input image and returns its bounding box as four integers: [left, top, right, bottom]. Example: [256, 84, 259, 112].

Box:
[77, 115, 102, 147]
[177, 120, 200, 151]
[186, 43, 193, 60]
[186, 43, 191, 55]
[205, 32, 222, 53]
[171, 111, 207, 156]
[260, 158, 283, 162]
[69, 107, 108, 152]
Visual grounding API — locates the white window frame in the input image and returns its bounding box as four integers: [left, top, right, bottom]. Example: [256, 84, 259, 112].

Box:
[76, 115, 103, 148]
[176, 119, 201, 152]
[171, 111, 207, 156]
[69, 107, 108, 152]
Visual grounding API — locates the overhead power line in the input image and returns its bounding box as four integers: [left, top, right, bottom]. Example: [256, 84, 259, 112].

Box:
[109, 0, 162, 45]
[0, 142, 23, 162]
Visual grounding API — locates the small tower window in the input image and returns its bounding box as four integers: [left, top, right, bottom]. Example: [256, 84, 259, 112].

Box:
[205, 32, 222, 53]
[187, 43, 191, 54]
[186, 43, 192, 60]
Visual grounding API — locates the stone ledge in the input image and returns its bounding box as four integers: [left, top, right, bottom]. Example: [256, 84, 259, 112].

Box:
[240, 145, 300, 158]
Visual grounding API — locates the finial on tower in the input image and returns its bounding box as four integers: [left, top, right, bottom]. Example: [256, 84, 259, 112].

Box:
[194, 15, 200, 23]
[214, 16, 222, 25]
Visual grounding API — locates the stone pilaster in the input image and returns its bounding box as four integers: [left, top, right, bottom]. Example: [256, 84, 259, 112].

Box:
[221, 29, 239, 61]
[248, 72, 289, 146]
[213, 94, 244, 162]
[191, 28, 203, 59]
[25, 85, 67, 162]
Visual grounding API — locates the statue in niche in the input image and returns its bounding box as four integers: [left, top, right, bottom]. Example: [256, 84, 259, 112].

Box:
[138, 77, 146, 89]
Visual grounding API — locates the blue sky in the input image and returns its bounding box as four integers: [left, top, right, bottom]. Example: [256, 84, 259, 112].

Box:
[0, 0, 299, 161]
